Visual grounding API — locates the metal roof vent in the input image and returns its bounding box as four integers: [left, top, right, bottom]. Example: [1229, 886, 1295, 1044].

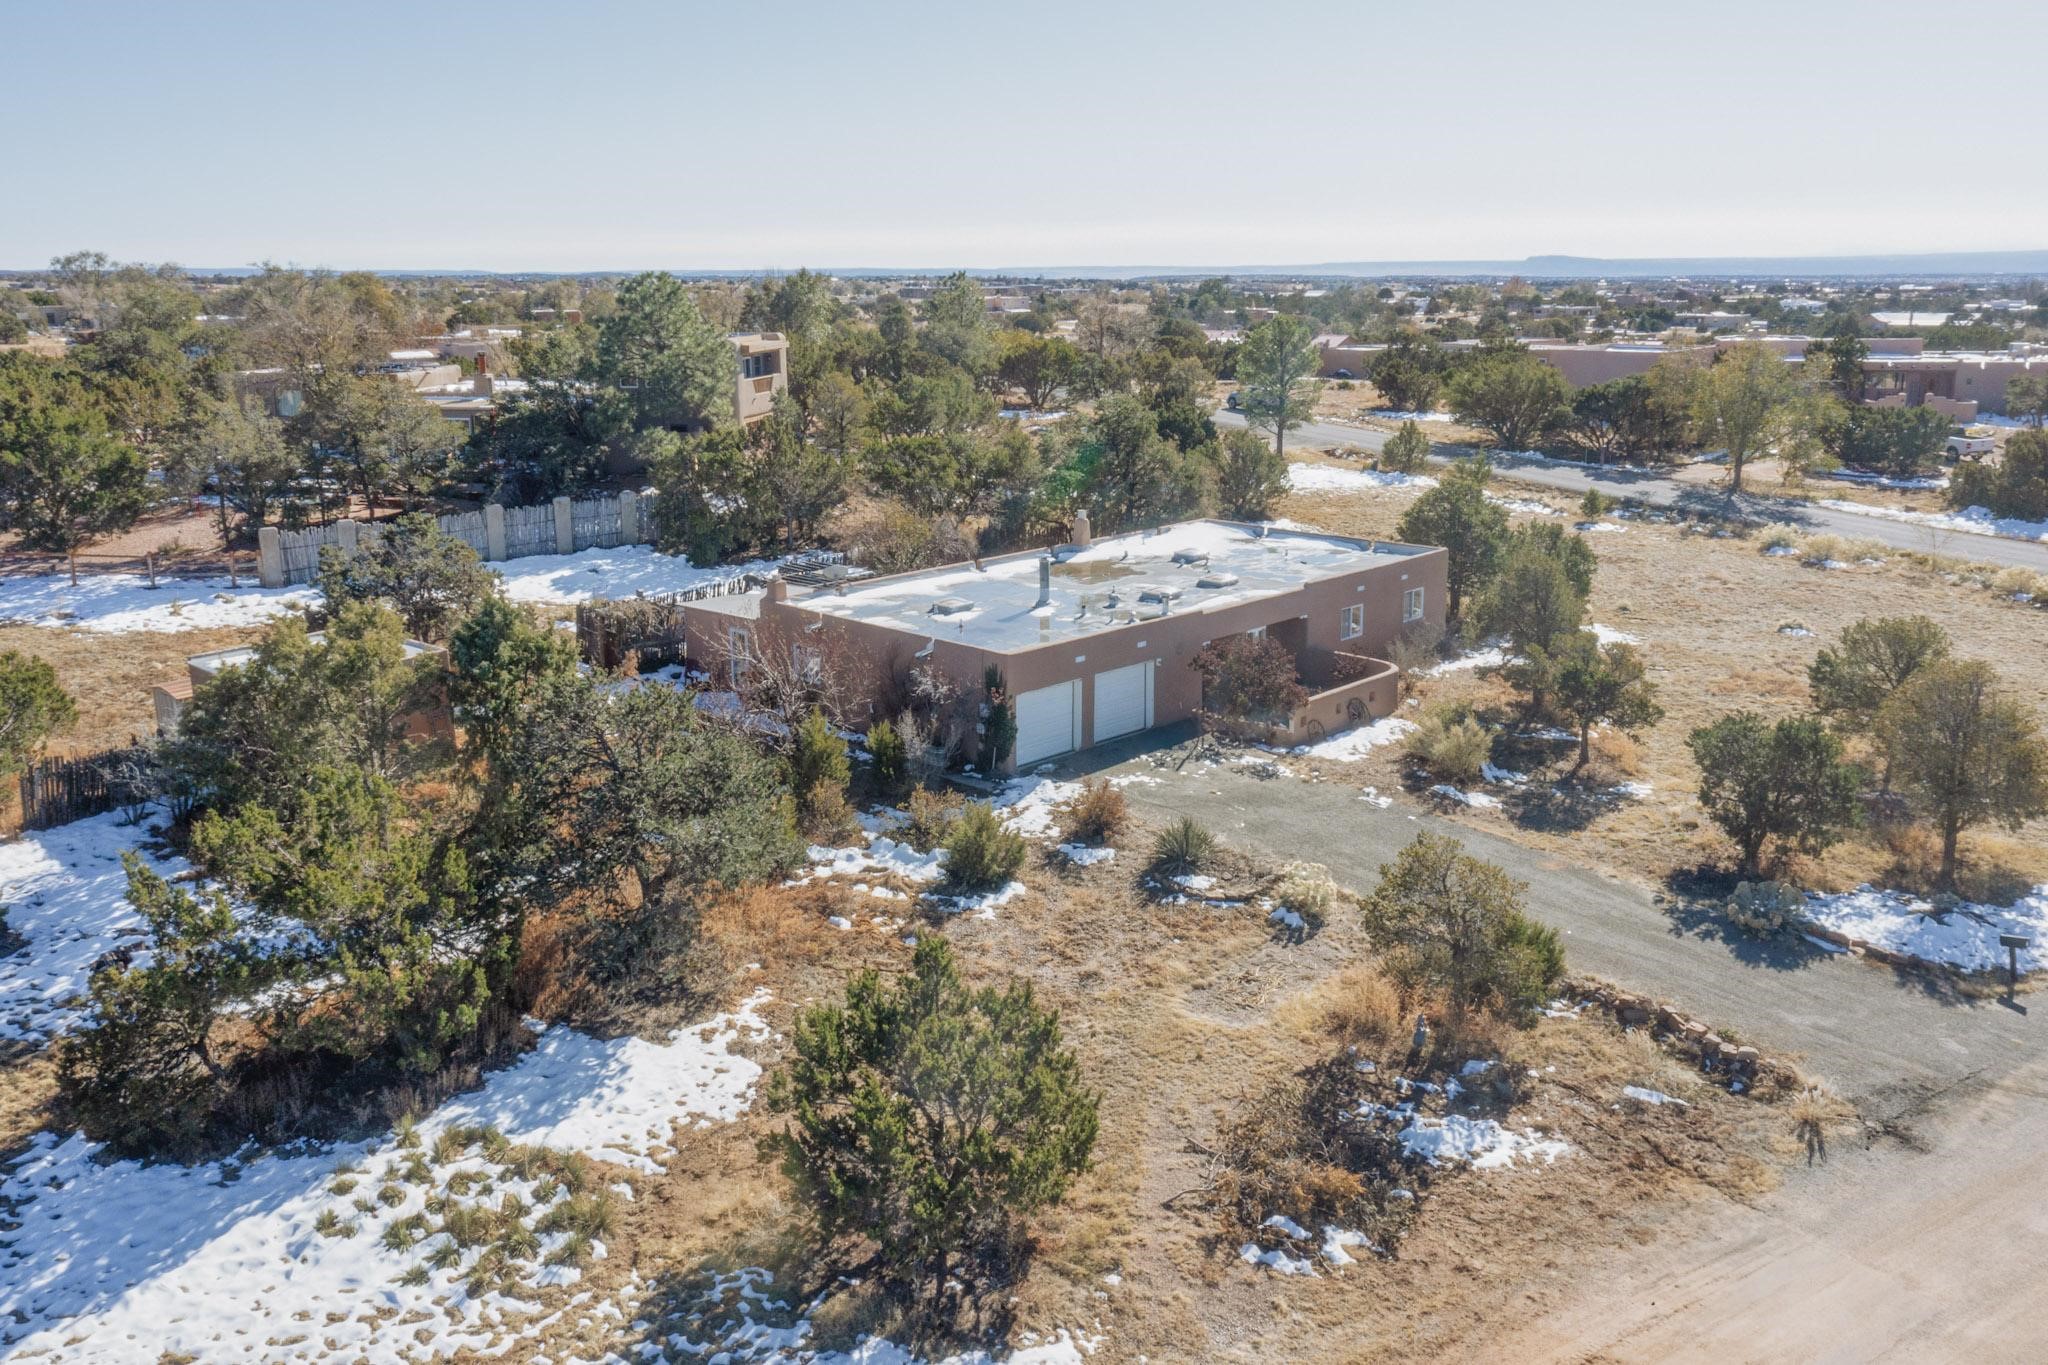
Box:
[928, 596, 974, 616]
[1196, 571, 1240, 589]
[1169, 547, 1209, 566]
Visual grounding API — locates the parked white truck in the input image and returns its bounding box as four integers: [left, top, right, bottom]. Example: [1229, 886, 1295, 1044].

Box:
[1945, 427, 1998, 459]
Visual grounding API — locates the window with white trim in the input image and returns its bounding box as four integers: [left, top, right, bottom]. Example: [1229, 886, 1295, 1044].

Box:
[1402, 587, 1425, 623]
[1341, 603, 1365, 640]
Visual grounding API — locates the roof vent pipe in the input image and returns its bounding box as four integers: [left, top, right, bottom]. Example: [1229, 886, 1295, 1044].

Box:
[1073, 509, 1092, 548]
[1037, 554, 1052, 609]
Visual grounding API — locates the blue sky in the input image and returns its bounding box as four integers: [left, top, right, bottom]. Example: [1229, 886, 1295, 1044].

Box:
[10, 0, 2041, 271]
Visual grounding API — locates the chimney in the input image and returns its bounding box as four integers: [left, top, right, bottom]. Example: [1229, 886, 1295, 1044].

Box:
[1036, 554, 1052, 609]
[1073, 509, 1091, 548]
[474, 351, 494, 397]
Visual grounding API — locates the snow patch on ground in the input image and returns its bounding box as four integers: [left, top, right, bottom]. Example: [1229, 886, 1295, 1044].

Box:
[1371, 409, 1453, 422]
[1814, 500, 2048, 544]
[1378, 1109, 1572, 1169]
[1487, 493, 1561, 515]
[1058, 843, 1117, 866]
[1822, 469, 1948, 491]
[805, 837, 947, 885]
[1426, 643, 1515, 675]
[428, 990, 773, 1172]
[1286, 462, 1437, 493]
[1802, 884, 2048, 973]
[0, 993, 775, 1360]
[1574, 520, 1629, 534]
[0, 545, 787, 633]
[0, 811, 185, 1042]
[639, 1263, 1103, 1362]
[1284, 715, 1416, 762]
[1239, 1242, 1319, 1276]
[1589, 623, 1641, 646]
[0, 573, 316, 633]
[993, 776, 1082, 839]
[1429, 784, 1501, 809]
[1621, 1085, 1687, 1107]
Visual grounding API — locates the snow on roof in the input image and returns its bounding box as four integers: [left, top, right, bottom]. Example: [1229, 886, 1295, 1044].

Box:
[796, 519, 1427, 652]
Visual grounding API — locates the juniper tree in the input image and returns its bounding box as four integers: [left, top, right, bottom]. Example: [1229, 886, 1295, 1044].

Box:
[1358, 832, 1563, 1017]
[1687, 712, 1862, 878]
[1880, 660, 2048, 888]
[765, 937, 1098, 1306]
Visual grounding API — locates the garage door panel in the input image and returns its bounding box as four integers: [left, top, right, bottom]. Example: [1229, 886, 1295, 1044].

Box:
[1014, 680, 1080, 767]
[1092, 663, 1152, 743]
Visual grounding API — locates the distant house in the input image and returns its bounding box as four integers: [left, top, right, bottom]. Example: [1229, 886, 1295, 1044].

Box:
[732, 331, 789, 426]
[1674, 311, 1756, 334]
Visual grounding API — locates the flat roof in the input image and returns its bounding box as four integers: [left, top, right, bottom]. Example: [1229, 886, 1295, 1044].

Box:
[792, 520, 1430, 654]
[189, 632, 442, 677]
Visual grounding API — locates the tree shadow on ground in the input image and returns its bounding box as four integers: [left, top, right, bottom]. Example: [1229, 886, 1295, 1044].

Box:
[619, 1242, 1021, 1363]
[1658, 867, 1836, 972]
[1505, 782, 1612, 834]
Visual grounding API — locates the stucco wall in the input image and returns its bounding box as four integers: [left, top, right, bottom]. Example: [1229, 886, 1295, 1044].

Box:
[742, 546, 1448, 769]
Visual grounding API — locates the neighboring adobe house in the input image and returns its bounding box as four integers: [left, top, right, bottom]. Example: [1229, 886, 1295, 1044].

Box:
[150, 634, 452, 739]
[731, 331, 789, 425]
[684, 517, 1447, 772]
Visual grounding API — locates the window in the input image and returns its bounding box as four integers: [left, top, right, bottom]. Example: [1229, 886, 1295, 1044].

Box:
[792, 644, 823, 685]
[728, 626, 753, 688]
[741, 352, 779, 380]
[1341, 603, 1365, 640]
[1245, 625, 1266, 641]
[1402, 587, 1425, 623]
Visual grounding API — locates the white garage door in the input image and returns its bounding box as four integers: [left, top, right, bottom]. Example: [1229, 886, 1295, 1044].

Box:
[1014, 679, 1081, 767]
[1092, 663, 1152, 743]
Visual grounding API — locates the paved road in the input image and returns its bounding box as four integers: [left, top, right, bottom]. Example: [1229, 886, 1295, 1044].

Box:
[1217, 409, 2048, 572]
[1067, 733, 2048, 1361]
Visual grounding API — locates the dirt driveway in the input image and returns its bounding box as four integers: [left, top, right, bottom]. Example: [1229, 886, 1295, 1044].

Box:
[1064, 734, 2048, 1360]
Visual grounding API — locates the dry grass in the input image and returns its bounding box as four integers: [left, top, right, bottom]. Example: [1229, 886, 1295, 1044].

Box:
[0, 621, 264, 755]
[1273, 475, 2048, 899]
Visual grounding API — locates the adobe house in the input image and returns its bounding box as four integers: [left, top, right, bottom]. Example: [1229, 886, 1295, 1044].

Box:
[151, 634, 452, 740]
[684, 518, 1447, 771]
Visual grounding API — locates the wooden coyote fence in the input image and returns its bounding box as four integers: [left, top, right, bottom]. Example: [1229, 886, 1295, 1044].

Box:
[16, 744, 155, 832]
[256, 489, 651, 587]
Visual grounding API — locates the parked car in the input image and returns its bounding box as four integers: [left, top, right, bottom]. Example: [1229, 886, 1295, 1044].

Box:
[1945, 427, 1997, 460]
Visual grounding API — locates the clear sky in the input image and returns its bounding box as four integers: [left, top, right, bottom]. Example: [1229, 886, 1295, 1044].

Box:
[11, 0, 2042, 272]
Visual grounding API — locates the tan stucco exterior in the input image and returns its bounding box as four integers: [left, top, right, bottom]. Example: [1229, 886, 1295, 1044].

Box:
[732, 332, 789, 425]
[685, 526, 1448, 771]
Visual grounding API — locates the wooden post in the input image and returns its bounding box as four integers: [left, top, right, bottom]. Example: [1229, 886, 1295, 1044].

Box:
[553, 495, 574, 555]
[69, 550, 78, 586]
[145, 552, 157, 589]
[229, 550, 239, 589]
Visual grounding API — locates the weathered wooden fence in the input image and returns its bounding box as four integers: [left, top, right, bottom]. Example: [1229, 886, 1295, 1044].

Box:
[16, 745, 155, 832]
[257, 489, 648, 587]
